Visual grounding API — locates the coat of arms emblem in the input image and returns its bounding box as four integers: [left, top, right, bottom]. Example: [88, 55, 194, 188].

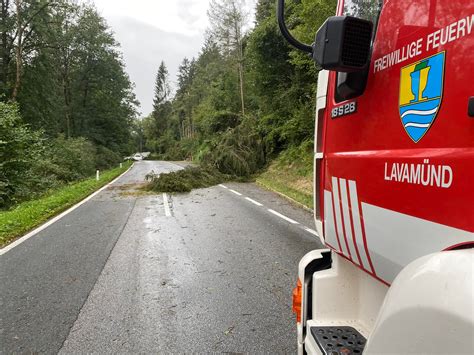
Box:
[399, 52, 445, 142]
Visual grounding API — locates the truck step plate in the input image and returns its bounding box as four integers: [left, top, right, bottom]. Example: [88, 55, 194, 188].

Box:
[310, 326, 366, 355]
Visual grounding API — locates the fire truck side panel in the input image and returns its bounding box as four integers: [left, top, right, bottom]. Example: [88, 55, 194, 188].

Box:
[320, 0, 474, 285]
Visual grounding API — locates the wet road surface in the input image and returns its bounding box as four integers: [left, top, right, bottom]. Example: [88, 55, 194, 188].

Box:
[1, 161, 322, 354]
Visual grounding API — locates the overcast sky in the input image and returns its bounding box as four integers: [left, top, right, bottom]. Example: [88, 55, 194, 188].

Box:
[92, 0, 255, 116]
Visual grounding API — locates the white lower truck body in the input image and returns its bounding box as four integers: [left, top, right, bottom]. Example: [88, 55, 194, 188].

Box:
[297, 249, 474, 354]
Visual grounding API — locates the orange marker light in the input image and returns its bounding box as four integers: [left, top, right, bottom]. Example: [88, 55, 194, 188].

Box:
[292, 278, 302, 323]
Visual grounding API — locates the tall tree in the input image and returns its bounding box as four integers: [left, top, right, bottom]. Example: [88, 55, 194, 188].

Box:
[13, 0, 138, 153]
[208, 0, 247, 116]
[0, 0, 13, 98]
[9, 0, 59, 101]
[146, 61, 172, 151]
[175, 57, 197, 139]
[152, 61, 169, 114]
[254, 0, 273, 25]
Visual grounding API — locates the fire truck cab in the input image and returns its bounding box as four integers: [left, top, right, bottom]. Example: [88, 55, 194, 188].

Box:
[278, 0, 474, 353]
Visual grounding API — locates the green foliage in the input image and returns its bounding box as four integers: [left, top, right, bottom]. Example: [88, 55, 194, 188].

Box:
[198, 118, 265, 177]
[145, 166, 231, 193]
[0, 162, 131, 247]
[0, 102, 124, 208]
[95, 145, 122, 170]
[0, 1, 138, 209]
[256, 140, 314, 209]
[275, 140, 314, 176]
[0, 102, 43, 206]
[200, 111, 240, 135]
[46, 135, 97, 181]
[3, 0, 138, 153]
[139, 0, 337, 182]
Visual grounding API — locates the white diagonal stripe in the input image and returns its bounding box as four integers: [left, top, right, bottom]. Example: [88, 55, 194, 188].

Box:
[348, 180, 371, 271]
[324, 190, 340, 251]
[339, 178, 359, 263]
[229, 189, 242, 196]
[332, 177, 348, 256]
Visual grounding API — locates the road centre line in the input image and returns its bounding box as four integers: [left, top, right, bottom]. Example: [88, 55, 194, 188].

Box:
[162, 193, 172, 217]
[0, 163, 135, 256]
[218, 184, 320, 236]
[268, 209, 299, 224]
[245, 197, 263, 206]
[229, 189, 242, 196]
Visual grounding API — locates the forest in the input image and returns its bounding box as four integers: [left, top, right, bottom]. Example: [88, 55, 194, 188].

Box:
[0, 0, 138, 207]
[142, 0, 335, 180]
[0, 0, 336, 209]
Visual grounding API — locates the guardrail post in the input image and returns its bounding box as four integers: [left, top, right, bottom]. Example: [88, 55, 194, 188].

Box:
[96, 170, 100, 181]
[120, 163, 123, 168]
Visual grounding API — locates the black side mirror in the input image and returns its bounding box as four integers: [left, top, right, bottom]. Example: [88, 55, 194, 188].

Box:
[313, 16, 373, 72]
[277, 0, 373, 73]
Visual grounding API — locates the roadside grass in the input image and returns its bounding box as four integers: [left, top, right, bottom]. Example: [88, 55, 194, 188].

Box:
[256, 142, 313, 210]
[0, 162, 131, 248]
[145, 166, 233, 193]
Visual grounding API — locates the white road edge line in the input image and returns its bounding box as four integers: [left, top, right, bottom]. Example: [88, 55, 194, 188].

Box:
[245, 197, 263, 206]
[229, 189, 242, 196]
[0, 163, 135, 256]
[218, 184, 228, 189]
[268, 209, 299, 224]
[162, 193, 172, 217]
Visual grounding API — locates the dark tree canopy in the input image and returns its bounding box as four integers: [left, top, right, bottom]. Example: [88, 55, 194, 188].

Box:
[0, 0, 139, 207]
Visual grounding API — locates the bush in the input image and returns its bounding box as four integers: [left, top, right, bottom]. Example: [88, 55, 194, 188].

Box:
[0, 102, 125, 209]
[0, 102, 43, 206]
[95, 145, 122, 170]
[46, 135, 97, 181]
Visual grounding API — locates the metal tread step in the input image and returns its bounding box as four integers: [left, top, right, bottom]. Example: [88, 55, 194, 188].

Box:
[310, 326, 366, 355]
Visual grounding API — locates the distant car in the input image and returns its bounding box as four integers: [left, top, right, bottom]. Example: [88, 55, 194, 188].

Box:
[132, 153, 143, 161]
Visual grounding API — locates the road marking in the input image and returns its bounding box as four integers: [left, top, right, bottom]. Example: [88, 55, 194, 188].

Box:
[219, 184, 319, 237]
[268, 209, 299, 224]
[162, 193, 171, 217]
[229, 189, 242, 196]
[245, 197, 263, 206]
[303, 227, 319, 236]
[0, 163, 135, 256]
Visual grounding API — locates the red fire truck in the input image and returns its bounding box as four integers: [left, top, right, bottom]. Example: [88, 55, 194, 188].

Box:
[278, 0, 474, 353]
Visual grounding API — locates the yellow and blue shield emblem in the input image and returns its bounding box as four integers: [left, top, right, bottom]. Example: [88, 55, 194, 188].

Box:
[399, 52, 445, 142]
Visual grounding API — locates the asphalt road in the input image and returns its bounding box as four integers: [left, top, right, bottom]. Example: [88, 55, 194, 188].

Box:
[1, 161, 322, 354]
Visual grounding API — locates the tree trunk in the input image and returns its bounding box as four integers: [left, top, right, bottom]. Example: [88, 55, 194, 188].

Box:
[0, 0, 12, 95]
[11, 0, 21, 101]
[232, 2, 245, 117]
[238, 57, 245, 116]
[62, 57, 71, 138]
